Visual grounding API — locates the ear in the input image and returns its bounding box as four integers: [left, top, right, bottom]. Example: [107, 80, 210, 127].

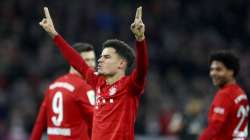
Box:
[118, 59, 128, 70]
[228, 69, 234, 77]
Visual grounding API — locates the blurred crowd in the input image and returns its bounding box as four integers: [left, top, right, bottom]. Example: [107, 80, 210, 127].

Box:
[0, 0, 250, 139]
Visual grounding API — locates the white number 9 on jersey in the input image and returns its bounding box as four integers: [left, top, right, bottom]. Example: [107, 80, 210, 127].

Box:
[51, 91, 63, 126]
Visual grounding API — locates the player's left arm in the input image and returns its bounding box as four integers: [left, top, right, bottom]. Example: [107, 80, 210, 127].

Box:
[30, 93, 48, 140]
[129, 6, 148, 95]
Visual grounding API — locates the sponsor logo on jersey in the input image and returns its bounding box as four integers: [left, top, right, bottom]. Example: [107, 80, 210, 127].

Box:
[214, 107, 225, 115]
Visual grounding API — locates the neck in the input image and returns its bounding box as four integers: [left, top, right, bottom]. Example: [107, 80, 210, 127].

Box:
[105, 72, 125, 85]
[225, 79, 236, 86]
[220, 78, 236, 88]
[69, 68, 81, 76]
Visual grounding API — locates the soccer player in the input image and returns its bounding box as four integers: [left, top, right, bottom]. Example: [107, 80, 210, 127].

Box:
[199, 51, 249, 140]
[30, 43, 96, 140]
[39, 6, 148, 140]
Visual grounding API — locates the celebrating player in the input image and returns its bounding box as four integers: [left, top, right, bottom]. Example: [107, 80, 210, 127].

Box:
[30, 43, 96, 140]
[199, 51, 249, 140]
[39, 6, 148, 140]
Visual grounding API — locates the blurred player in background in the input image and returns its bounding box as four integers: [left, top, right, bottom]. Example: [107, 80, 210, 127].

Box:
[30, 43, 96, 140]
[199, 51, 249, 140]
[39, 6, 148, 140]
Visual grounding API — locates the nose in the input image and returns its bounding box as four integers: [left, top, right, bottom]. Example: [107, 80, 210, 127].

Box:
[98, 57, 103, 63]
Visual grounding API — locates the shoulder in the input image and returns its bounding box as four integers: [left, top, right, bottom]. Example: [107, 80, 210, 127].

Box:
[63, 74, 87, 86]
[223, 84, 246, 98]
[213, 88, 233, 105]
[48, 74, 85, 93]
[214, 84, 246, 104]
[118, 76, 130, 89]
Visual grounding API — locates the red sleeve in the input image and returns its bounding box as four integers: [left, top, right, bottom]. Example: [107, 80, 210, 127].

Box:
[210, 92, 232, 122]
[74, 85, 94, 134]
[199, 91, 232, 140]
[199, 121, 224, 140]
[30, 94, 48, 140]
[128, 39, 148, 95]
[53, 35, 99, 87]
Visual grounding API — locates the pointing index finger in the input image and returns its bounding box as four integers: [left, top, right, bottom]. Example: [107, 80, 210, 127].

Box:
[44, 7, 51, 19]
[135, 6, 142, 21]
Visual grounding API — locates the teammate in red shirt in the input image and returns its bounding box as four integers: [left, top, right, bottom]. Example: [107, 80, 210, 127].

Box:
[39, 6, 148, 140]
[30, 43, 96, 140]
[199, 51, 249, 140]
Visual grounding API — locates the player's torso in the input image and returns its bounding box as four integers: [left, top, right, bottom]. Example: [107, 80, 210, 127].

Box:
[46, 74, 93, 140]
[208, 84, 249, 140]
[92, 76, 140, 140]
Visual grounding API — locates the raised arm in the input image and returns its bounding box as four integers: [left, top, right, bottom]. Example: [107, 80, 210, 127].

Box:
[129, 7, 148, 94]
[39, 7, 98, 86]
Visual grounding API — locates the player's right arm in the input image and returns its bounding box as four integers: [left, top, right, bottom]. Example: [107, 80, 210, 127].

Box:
[39, 7, 98, 86]
[30, 93, 48, 140]
[199, 121, 224, 140]
[199, 92, 231, 140]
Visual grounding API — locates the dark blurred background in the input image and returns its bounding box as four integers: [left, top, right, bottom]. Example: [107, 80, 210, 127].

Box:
[0, 0, 250, 139]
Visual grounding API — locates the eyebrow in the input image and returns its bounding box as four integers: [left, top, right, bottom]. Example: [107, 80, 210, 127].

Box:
[101, 54, 111, 58]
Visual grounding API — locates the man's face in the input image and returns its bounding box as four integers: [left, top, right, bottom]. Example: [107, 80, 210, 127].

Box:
[80, 51, 96, 69]
[97, 47, 124, 76]
[209, 61, 233, 87]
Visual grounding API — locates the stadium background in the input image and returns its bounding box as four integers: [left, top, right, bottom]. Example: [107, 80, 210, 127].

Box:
[0, 0, 250, 139]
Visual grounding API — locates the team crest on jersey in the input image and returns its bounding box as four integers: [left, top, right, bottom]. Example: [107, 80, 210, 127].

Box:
[109, 86, 117, 96]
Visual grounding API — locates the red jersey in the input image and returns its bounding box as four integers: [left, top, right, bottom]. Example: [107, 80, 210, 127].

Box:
[200, 84, 249, 140]
[53, 35, 148, 140]
[30, 73, 95, 140]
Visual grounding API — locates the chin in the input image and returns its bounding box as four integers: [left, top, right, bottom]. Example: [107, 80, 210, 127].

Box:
[214, 82, 226, 88]
[212, 82, 218, 86]
[213, 83, 220, 86]
[212, 79, 221, 86]
[97, 70, 106, 75]
[97, 71, 103, 75]
[211, 79, 217, 85]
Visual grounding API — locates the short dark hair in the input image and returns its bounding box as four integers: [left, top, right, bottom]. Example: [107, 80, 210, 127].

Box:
[102, 39, 135, 75]
[72, 42, 94, 53]
[209, 50, 240, 77]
